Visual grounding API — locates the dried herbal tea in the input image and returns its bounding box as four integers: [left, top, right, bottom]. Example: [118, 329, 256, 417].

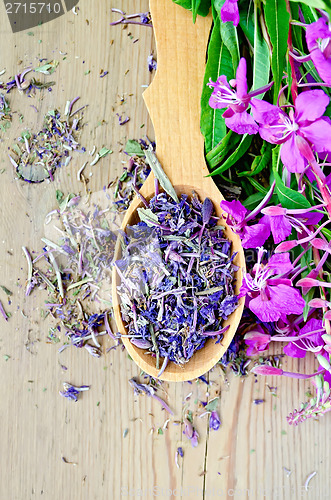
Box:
[0, 93, 12, 132]
[9, 99, 84, 182]
[115, 187, 239, 374]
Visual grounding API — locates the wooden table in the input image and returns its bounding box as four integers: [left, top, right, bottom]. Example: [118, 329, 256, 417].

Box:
[0, 1, 329, 499]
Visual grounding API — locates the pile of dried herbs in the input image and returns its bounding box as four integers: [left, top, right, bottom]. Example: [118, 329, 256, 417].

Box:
[9, 98, 85, 182]
[115, 151, 239, 375]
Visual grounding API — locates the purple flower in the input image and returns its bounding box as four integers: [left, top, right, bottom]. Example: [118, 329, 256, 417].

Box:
[306, 17, 331, 84]
[220, 182, 275, 248]
[240, 249, 305, 323]
[283, 318, 324, 358]
[208, 58, 259, 135]
[209, 411, 221, 431]
[59, 382, 90, 402]
[183, 418, 199, 447]
[244, 325, 271, 356]
[251, 90, 331, 172]
[261, 205, 324, 244]
[220, 0, 239, 27]
[147, 53, 157, 72]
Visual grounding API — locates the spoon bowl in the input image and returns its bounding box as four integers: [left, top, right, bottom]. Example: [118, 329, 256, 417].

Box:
[112, 0, 245, 381]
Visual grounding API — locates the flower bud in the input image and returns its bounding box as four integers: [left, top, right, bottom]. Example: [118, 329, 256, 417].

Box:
[317, 354, 331, 372]
[262, 206, 286, 216]
[275, 240, 297, 253]
[251, 365, 283, 376]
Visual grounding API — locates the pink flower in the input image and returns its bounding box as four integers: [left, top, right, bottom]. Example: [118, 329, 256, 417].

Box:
[240, 249, 305, 323]
[244, 325, 271, 356]
[220, 182, 275, 249]
[220, 0, 239, 27]
[251, 90, 331, 172]
[306, 17, 331, 84]
[283, 318, 325, 358]
[251, 365, 283, 376]
[208, 58, 261, 135]
[261, 205, 324, 244]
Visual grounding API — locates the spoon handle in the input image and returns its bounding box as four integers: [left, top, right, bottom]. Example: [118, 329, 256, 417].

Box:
[143, 0, 213, 187]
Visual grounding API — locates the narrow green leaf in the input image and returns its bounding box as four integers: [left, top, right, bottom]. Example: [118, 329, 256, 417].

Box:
[253, 4, 270, 96]
[237, 142, 273, 177]
[206, 130, 241, 169]
[137, 208, 159, 227]
[290, 3, 303, 53]
[264, 0, 290, 103]
[298, 3, 318, 23]
[274, 171, 311, 209]
[144, 149, 179, 203]
[200, 16, 234, 153]
[294, 0, 331, 17]
[246, 178, 268, 194]
[172, 0, 211, 18]
[239, 7, 255, 47]
[243, 192, 278, 211]
[209, 134, 253, 176]
[192, 0, 202, 22]
[214, 0, 240, 69]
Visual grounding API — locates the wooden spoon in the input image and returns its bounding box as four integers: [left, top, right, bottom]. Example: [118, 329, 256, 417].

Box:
[112, 0, 245, 381]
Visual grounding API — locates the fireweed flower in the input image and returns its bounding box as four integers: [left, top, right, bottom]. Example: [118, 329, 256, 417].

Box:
[240, 249, 305, 322]
[220, 182, 275, 249]
[261, 204, 325, 244]
[306, 17, 331, 84]
[208, 58, 272, 135]
[251, 90, 331, 172]
[220, 0, 239, 27]
[244, 325, 271, 356]
[283, 318, 325, 358]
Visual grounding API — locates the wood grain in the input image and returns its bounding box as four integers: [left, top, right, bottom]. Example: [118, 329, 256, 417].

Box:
[0, 1, 330, 500]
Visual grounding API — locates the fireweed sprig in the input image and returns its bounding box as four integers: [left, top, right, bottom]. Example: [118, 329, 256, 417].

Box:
[174, 0, 331, 423]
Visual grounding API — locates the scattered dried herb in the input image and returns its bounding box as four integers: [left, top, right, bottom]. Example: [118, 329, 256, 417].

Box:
[9, 100, 84, 182]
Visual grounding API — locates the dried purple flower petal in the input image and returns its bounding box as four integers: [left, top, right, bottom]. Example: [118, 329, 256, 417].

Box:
[116, 187, 239, 372]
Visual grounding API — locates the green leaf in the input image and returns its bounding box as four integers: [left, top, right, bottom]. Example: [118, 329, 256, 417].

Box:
[252, 4, 270, 96]
[237, 142, 273, 177]
[242, 192, 265, 210]
[172, 0, 211, 19]
[239, 7, 255, 47]
[274, 171, 311, 209]
[144, 150, 179, 202]
[125, 140, 144, 157]
[264, 0, 290, 103]
[209, 134, 253, 176]
[290, 3, 303, 53]
[246, 178, 268, 194]
[137, 208, 159, 227]
[205, 397, 219, 411]
[200, 16, 234, 153]
[295, 0, 331, 17]
[214, 0, 240, 69]
[56, 189, 64, 203]
[298, 3, 318, 23]
[206, 130, 241, 169]
[192, 0, 202, 22]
